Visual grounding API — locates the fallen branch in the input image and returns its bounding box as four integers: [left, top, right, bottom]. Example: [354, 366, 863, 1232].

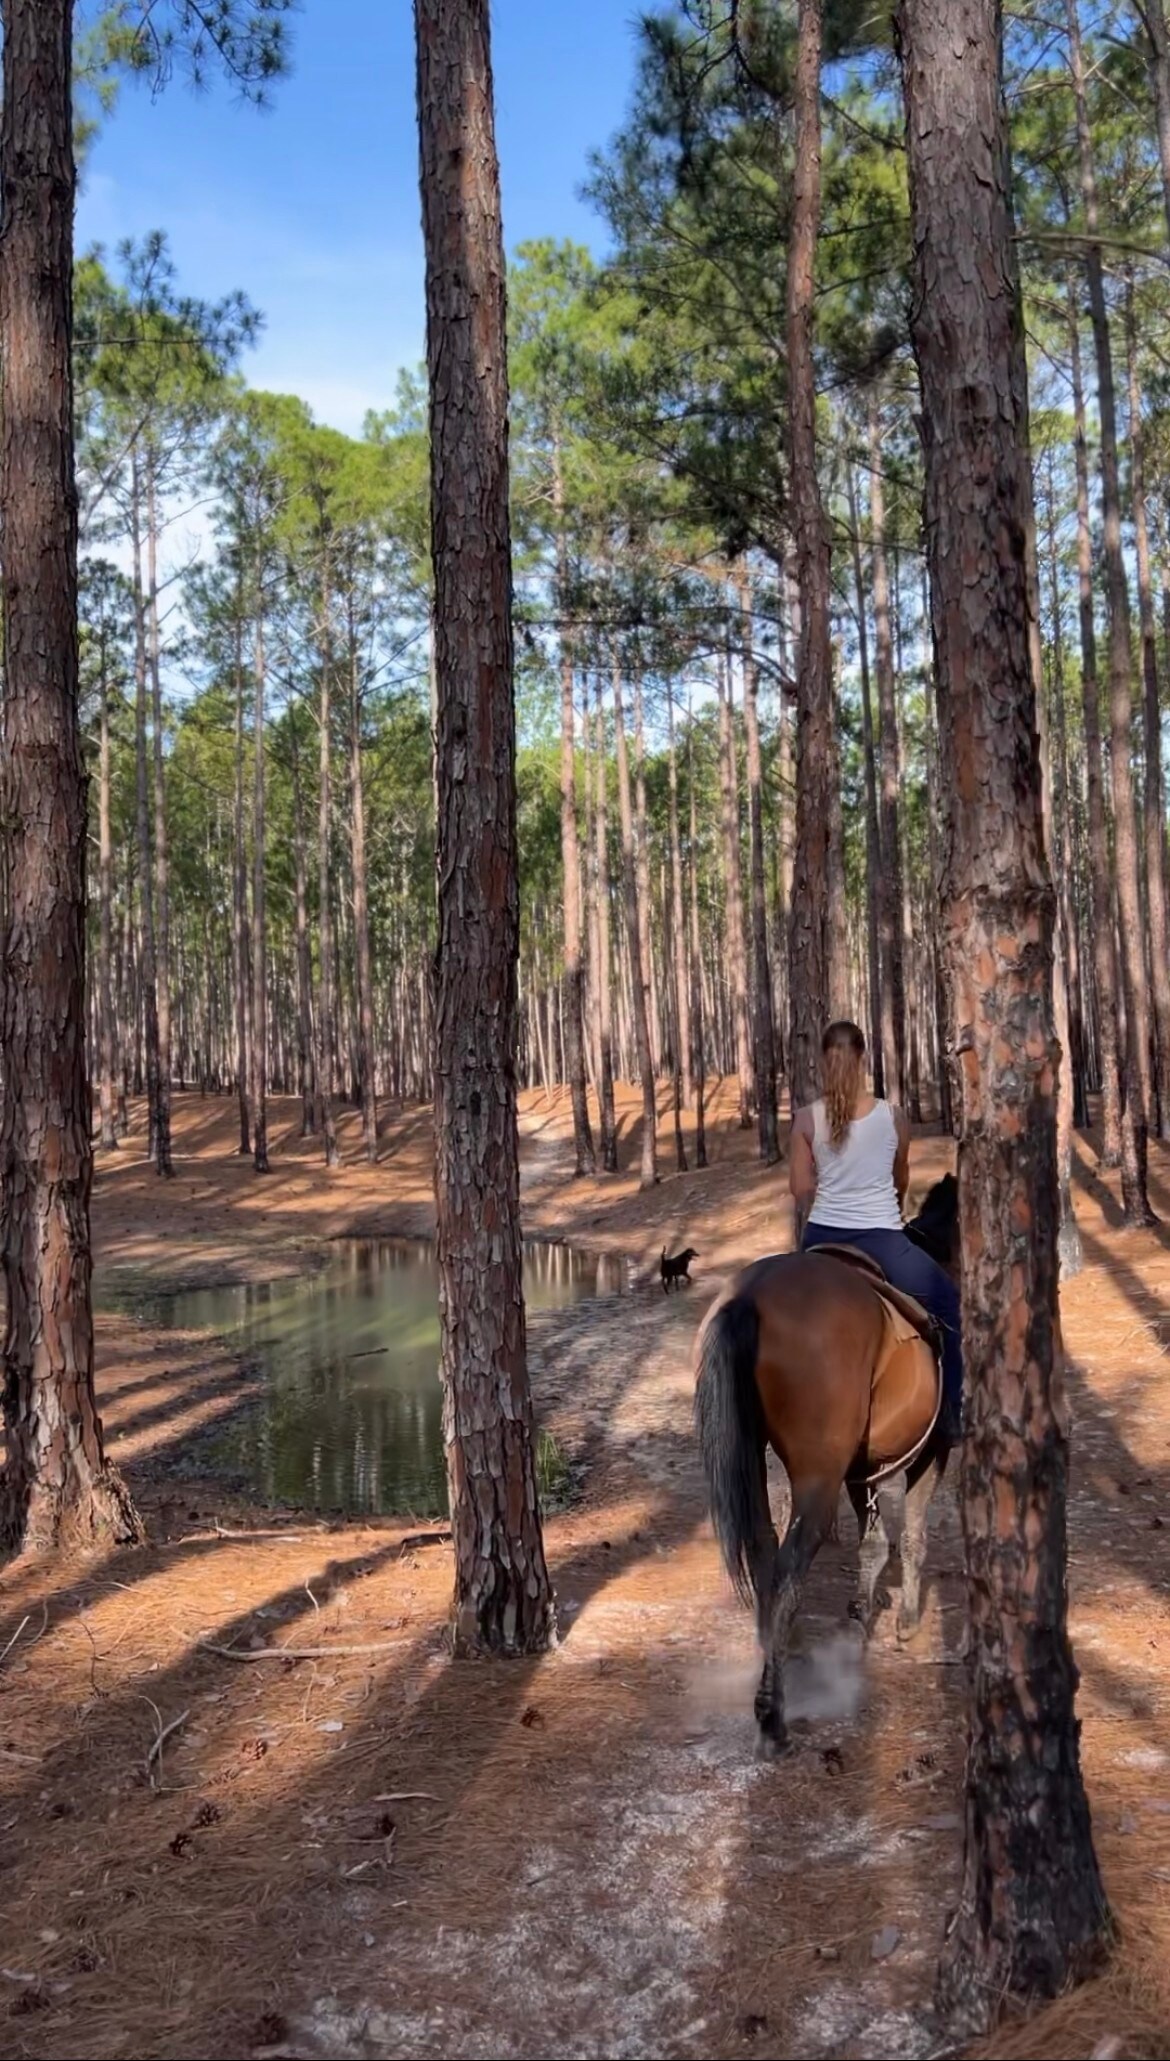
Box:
[372, 1791, 439, 1804]
[396, 1530, 452, 1555]
[146, 1707, 190, 1785]
[0, 1616, 30, 1670]
[199, 1640, 411, 1663]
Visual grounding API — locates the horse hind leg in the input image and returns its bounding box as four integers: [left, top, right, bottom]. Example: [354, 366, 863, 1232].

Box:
[896, 1445, 947, 1643]
[846, 1477, 891, 1636]
[755, 1484, 836, 1760]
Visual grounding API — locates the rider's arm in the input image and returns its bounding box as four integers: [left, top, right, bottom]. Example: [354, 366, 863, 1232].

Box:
[789, 1106, 817, 1205]
[893, 1106, 911, 1208]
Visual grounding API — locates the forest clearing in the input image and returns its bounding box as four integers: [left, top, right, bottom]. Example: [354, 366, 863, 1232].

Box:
[1, 1085, 1168, 2060]
[3, 0, 1170, 2054]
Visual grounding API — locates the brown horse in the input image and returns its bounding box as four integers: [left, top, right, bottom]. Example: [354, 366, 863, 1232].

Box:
[694, 1175, 959, 1757]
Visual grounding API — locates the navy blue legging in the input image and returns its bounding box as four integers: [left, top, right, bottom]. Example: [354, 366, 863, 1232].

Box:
[802, 1222, 962, 1428]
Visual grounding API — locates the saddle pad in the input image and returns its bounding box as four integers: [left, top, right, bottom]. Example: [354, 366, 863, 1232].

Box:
[865, 1292, 941, 1480]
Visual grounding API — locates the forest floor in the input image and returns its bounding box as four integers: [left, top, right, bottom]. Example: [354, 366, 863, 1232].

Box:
[2, 1082, 1169, 2061]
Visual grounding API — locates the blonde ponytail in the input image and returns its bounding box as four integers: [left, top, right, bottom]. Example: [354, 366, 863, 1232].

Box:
[821, 1020, 866, 1147]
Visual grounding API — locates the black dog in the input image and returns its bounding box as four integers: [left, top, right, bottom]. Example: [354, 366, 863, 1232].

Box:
[661, 1246, 698, 1294]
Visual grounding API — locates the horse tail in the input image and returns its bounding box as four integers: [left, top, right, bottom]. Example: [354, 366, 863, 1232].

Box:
[694, 1292, 766, 1605]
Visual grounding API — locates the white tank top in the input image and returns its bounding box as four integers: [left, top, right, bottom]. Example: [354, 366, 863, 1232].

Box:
[806, 1098, 902, 1231]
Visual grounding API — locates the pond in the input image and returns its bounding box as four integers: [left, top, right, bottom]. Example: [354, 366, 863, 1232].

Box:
[101, 1239, 627, 1519]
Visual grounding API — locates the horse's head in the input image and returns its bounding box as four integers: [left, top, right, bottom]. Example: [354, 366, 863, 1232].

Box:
[905, 1172, 959, 1280]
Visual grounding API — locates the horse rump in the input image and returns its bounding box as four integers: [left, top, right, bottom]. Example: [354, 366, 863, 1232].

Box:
[693, 1292, 766, 1605]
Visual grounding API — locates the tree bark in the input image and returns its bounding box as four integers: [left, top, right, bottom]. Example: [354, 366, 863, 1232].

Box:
[666, 686, 693, 1113]
[786, 0, 841, 1111]
[738, 566, 780, 1161]
[232, 613, 251, 1157]
[716, 642, 754, 1128]
[97, 643, 119, 1154]
[130, 453, 161, 1167]
[251, 613, 269, 1175]
[612, 653, 658, 1190]
[591, 677, 618, 1172]
[846, 460, 885, 1093]
[145, 451, 174, 1176]
[1139, 0, 1170, 247]
[868, 393, 907, 1102]
[1067, 280, 1124, 1168]
[416, 0, 556, 1655]
[316, 567, 340, 1168]
[897, 0, 1107, 2021]
[631, 661, 661, 1076]
[687, 711, 708, 1170]
[348, 605, 378, 1163]
[291, 724, 316, 1137]
[552, 441, 595, 1175]
[1067, 0, 1156, 1225]
[1124, 274, 1170, 1140]
[0, 0, 141, 1552]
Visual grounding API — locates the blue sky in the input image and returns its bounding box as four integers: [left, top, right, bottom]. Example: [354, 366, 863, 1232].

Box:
[77, 1, 644, 437]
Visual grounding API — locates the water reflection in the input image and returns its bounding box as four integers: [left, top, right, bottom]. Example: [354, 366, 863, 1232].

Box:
[101, 1239, 625, 1518]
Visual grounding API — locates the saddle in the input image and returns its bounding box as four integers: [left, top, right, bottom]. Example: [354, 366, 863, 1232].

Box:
[810, 1244, 942, 1485]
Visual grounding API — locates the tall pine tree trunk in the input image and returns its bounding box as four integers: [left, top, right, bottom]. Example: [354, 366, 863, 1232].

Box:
[131, 453, 161, 1167]
[687, 712, 708, 1170]
[612, 654, 658, 1190]
[251, 612, 269, 1175]
[666, 687, 693, 1112]
[738, 565, 779, 1160]
[291, 727, 316, 1137]
[317, 576, 340, 1168]
[787, 0, 840, 1114]
[847, 460, 885, 1093]
[631, 662, 661, 1076]
[97, 648, 119, 1153]
[898, 0, 1106, 2018]
[868, 392, 907, 1101]
[716, 644, 754, 1127]
[348, 610, 378, 1163]
[1124, 275, 1170, 1139]
[1067, 0, 1156, 1224]
[0, 0, 140, 1551]
[416, 0, 555, 1654]
[145, 451, 174, 1176]
[1067, 280, 1124, 1167]
[232, 615, 251, 1156]
[591, 678, 618, 1172]
[553, 439, 594, 1174]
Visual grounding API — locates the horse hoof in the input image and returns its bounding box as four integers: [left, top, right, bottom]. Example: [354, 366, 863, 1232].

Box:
[895, 1611, 921, 1645]
[755, 1726, 791, 1762]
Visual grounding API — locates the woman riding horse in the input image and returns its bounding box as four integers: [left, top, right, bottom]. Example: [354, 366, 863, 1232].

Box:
[693, 1026, 960, 1756]
[791, 1019, 962, 1442]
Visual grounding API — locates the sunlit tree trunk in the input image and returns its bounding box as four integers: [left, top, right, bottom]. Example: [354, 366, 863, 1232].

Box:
[145, 450, 174, 1176]
[232, 612, 251, 1157]
[97, 645, 119, 1154]
[316, 570, 340, 1168]
[868, 392, 907, 1102]
[0, 0, 141, 1551]
[846, 460, 885, 1095]
[1067, 280, 1124, 1168]
[1124, 275, 1170, 1140]
[1067, 0, 1156, 1225]
[552, 439, 595, 1174]
[898, 0, 1107, 2019]
[416, 0, 556, 1654]
[787, 0, 841, 1113]
[612, 653, 658, 1190]
[738, 565, 780, 1161]
[348, 604, 378, 1163]
[687, 712, 708, 1170]
[665, 687, 693, 1112]
[130, 453, 161, 1166]
[291, 724, 316, 1137]
[251, 611, 269, 1175]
